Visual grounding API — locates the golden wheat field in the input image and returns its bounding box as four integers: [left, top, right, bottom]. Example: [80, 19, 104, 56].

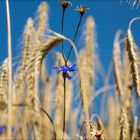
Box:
[0, 0, 140, 139]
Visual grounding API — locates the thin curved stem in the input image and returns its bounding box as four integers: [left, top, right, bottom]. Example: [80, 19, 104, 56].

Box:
[40, 107, 56, 139]
[40, 107, 54, 127]
[63, 77, 66, 140]
[61, 7, 67, 140]
[6, 0, 13, 139]
[92, 85, 115, 102]
[61, 8, 67, 64]
[32, 123, 36, 140]
[79, 121, 86, 140]
[12, 104, 56, 139]
[129, 17, 140, 30]
[66, 15, 83, 63]
[46, 29, 80, 71]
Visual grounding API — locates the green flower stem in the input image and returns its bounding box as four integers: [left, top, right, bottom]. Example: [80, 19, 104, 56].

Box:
[63, 76, 66, 140]
[66, 14, 83, 63]
[61, 8, 67, 64]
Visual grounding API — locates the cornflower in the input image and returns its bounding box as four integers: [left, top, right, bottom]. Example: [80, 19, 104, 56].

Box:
[53, 64, 77, 80]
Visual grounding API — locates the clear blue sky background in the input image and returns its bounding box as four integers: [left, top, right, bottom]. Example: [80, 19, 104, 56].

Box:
[0, 0, 140, 72]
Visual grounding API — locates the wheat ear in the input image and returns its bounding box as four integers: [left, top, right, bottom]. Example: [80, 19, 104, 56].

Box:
[125, 28, 140, 98]
[11, 18, 35, 129]
[121, 45, 132, 102]
[25, 36, 63, 139]
[128, 17, 140, 139]
[0, 59, 8, 111]
[36, 1, 48, 39]
[113, 30, 124, 101]
[0, 59, 8, 132]
[85, 16, 95, 91]
[80, 16, 96, 109]
[119, 106, 131, 140]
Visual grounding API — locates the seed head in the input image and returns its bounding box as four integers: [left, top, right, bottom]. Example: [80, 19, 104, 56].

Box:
[75, 5, 89, 16]
[61, 0, 71, 9]
[95, 129, 104, 138]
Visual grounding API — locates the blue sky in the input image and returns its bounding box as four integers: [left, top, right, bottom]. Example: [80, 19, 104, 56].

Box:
[0, 0, 140, 72]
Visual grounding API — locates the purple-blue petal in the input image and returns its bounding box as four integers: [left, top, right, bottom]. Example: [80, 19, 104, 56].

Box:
[66, 73, 73, 80]
[0, 126, 5, 135]
[0, 126, 15, 135]
[68, 64, 78, 72]
[53, 66, 62, 72]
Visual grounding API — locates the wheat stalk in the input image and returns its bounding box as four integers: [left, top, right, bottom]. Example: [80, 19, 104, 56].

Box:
[6, 0, 13, 138]
[65, 74, 72, 124]
[107, 96, 119, 139]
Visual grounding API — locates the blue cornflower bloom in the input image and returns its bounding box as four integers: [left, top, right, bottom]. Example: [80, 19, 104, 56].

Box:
[53, 64, 78, 80]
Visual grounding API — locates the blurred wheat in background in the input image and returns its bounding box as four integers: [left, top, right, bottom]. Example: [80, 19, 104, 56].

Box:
[0, 0, 140, 140]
